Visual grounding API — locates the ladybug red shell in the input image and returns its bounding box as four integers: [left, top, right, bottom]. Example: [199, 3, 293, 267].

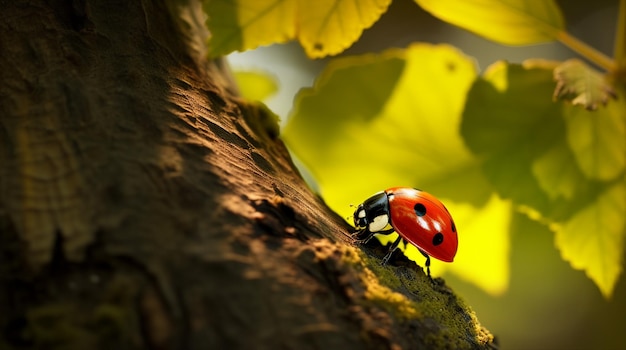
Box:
[353, 187, 458, 276]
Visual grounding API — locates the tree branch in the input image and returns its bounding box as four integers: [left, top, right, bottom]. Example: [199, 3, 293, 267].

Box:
[0, 0, 496, 349]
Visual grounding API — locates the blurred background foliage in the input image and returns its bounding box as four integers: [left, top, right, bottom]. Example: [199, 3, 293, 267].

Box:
[205, 0, 625, 348]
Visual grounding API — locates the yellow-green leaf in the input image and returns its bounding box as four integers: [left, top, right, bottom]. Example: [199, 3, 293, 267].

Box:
[461, 62, 560, 212]
[415, 0, 565, 45]
[206, 0, 296, 56]
[462, 60, 626, 297]
[532, 141, 586, 200]
[298, 0, 392, 58]
[426, 195, 512, 295]
[204, 0, 392, 58]
[554, 180, 626, 298]
[563, 94, 626, 181]
[284, 44, 511, 294]
[233, 70, 279, 101]
[553, 59, 617, 110]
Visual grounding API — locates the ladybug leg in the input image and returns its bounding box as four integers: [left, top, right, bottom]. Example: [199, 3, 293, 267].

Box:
[355, 228, 394, 244]
[354, 229, 375, 243]
[381, 235, 403, 265]
[418, 248, 431, 278]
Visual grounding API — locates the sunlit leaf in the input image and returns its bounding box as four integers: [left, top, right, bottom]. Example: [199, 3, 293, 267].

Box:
[298, 0, 392, 58]
[284, 44, 511, 294]
[553, 59, 617, 110]
[233, 70, 279, 101]
[415, 0, 565, 45]
[563, 94, 626, 181]
[554, 180, 626, 299]
[205, 0, 296, 56]
[204, 0, 392, 58]
[427, 195, 512, 295]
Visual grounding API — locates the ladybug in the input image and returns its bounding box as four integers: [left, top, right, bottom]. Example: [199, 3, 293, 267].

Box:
[353, 187, 458, 276]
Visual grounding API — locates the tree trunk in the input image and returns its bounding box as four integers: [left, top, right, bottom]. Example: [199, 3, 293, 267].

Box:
[0, 0, 496, 349]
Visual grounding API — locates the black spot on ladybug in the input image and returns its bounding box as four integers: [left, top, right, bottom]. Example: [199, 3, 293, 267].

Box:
[414, 203, 427, 217]
[451, 220, 456, 233]
[433, 232, 444, 246]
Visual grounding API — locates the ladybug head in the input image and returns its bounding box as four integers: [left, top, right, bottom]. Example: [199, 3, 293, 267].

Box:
[353, 191, 392, 234]
[353, 204, 367, 230]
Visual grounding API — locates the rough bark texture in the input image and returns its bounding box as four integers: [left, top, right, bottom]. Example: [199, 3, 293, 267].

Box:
[0, 0, 496, 349]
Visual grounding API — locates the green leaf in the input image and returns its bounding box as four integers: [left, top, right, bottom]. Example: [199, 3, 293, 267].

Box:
[415, 0, 565, 45]
[461, 61, 561, 212]
[554, 179, 626, 299]
[462, 60, 626, 297]
[204, 0, 392, 58]
[284, 44, 511, 294]
[205, 0, 295, 56]
[553, 59, 617, 110]
[531, 141, 586, 201]
[563, 93, 626, 181]
[287, 50, 406, 157]
[233, 70, 279, 101]
[297, 0, 392, 58]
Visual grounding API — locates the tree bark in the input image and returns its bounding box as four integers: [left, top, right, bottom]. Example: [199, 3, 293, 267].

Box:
[0, 0, 496, 349]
